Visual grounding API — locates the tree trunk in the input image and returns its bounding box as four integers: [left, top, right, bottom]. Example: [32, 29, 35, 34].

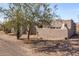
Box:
[27, 27, 30, 40]
[16, 25, 20, 40]
[17, 29, 20, 39]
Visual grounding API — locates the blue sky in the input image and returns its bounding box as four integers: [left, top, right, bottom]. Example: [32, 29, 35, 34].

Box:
[50, 3, 79, 23]
[0, 3, 79, 23]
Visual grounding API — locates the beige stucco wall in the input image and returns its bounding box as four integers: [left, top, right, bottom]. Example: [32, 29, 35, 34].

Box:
[37, 28, 68, 40]
[36, 20, 75, 40]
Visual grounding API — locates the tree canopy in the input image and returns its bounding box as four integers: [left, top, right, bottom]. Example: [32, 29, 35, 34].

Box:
[0, 3, 59, 40]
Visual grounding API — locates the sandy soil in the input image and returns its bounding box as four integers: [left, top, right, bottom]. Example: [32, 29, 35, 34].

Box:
[0, 31, 34, 56]
[0, 31, 79, 56]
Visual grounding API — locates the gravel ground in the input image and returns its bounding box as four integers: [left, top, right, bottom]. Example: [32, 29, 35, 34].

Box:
[0, 31, 79, 56]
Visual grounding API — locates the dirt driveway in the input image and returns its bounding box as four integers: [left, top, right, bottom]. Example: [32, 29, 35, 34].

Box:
[0, 31, 36, 56]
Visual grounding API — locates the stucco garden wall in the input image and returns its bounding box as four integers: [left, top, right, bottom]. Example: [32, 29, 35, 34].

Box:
[37, 28, 68, 40]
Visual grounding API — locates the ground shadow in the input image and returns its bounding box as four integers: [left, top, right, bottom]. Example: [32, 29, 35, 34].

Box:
[20, 34, 79, 55]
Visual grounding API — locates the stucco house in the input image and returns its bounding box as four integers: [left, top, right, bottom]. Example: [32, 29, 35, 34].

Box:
[36, 19, 76, 40]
